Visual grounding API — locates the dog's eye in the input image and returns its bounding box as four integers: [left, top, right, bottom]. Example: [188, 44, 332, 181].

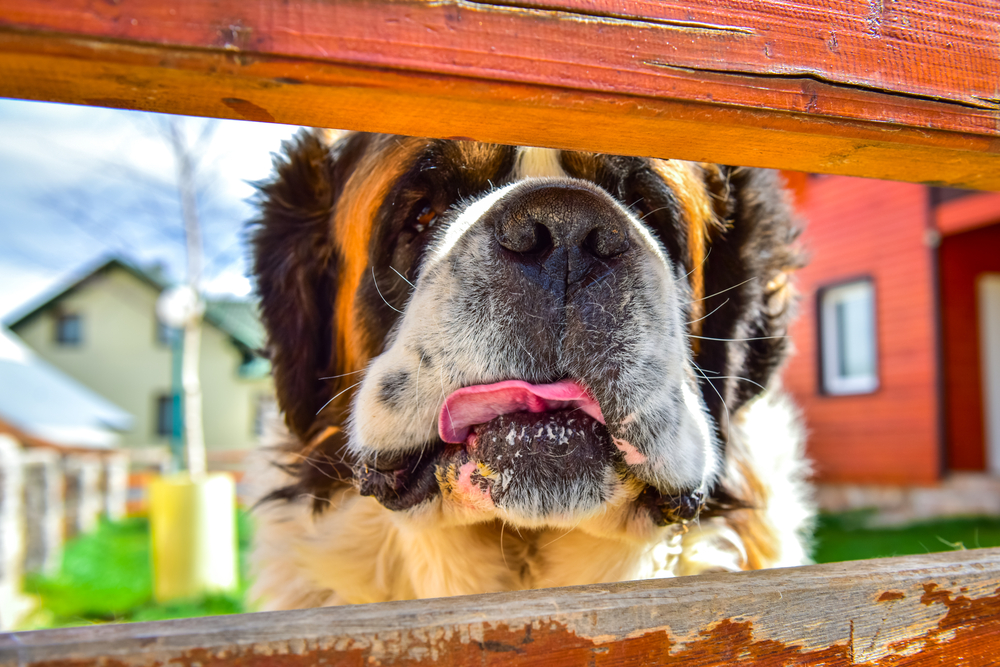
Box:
[413, 203, 439, 233]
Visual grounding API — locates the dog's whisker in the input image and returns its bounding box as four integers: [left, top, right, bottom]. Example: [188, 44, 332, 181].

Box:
[414, 352, 423, 403]
[438, 364, 455, 433]
[513, 336, 537, 364]
[699, 375, 767, 391]
[539, 518, 583, 549]
[686, 298, 729, 326]
[639, 205, 673, 221]
[372, 266, 405, 314]
[300, 493, 333, 507]
[289, 452, 344, 481]
[691, 363, 730, 442]
[689, 334, 787, 342]
[678, 246, 713, 283]
[315, 380, 364, 416]
[499, 520, 510, 572]
[687, 276, 755, 304]
[390, 265, 415, 289]
[318, 369, 367, 381]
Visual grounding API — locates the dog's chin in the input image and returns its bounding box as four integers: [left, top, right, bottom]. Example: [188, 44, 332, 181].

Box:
[356, 409, 622, 522]
[443, 409, 622, 518]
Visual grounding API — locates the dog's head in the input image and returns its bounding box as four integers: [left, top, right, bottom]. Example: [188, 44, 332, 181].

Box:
[253, 131, 800, 532]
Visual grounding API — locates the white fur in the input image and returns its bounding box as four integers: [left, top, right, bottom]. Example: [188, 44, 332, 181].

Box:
[251, 389, 808, 608]
[514, 147, 567, 179]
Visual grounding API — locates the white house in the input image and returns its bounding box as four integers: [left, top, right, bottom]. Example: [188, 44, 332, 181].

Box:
[6, 258, 276, 470]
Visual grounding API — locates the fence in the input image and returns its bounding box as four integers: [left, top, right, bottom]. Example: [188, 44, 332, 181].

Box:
[0, 435, 128, 630]
[2, 547, 999, 665]
[0, 0, 998, 663]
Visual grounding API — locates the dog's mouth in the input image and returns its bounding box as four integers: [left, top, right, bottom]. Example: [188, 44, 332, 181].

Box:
[356, 379, 709, 523]
[357, 380, 618, 514]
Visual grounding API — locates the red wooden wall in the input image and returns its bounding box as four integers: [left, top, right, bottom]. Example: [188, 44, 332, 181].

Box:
[782, 176, 940, 484]
[939, 221, 1000, 471]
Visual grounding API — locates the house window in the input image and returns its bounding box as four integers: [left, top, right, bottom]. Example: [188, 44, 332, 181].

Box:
[156, 394, 178, 437]
[819, 279, 879, 395]
[156, 318, 181, 346]
[55, 313, 82, 346]
[253, 395, 279, 438]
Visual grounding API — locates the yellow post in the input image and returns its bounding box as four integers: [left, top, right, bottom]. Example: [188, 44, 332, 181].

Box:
[148, 473, 238, 602]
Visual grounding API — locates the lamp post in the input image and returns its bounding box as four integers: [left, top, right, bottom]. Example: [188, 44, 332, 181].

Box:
[155, 285, 205, 475]
[147, 119, 237, 603]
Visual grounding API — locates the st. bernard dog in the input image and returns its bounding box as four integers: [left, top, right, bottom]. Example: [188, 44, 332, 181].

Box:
[248, 130, 812, 609]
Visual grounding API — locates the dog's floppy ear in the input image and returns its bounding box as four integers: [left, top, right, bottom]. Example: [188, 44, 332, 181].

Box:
[694, 167, 803, 437]
[251, 130, 368, 439]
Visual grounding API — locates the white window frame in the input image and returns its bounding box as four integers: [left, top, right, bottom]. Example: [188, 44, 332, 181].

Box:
[819, 278, 879, 396]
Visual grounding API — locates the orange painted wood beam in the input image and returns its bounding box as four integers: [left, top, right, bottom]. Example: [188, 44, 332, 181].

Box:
[3, 548, 1000, 666]
[1, 0, 998, 189]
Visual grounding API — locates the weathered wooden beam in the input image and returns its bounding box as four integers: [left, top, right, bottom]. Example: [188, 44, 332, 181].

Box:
[3, 547, 1000, 666]
[1, 0, 998, 189]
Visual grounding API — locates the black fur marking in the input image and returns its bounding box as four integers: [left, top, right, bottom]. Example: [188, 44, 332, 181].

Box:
[378, 370, 410, 409]
[414, 346, 434, 369]
[356, 447, 442, 511]
[637, 486, 706, 525]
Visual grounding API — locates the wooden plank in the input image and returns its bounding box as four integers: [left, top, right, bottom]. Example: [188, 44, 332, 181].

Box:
[1, 1, 999, 189]
[3, 548, 1000, 666]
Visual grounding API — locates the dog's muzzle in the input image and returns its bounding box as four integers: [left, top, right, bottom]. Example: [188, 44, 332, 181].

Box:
[352, 178, 716, 524]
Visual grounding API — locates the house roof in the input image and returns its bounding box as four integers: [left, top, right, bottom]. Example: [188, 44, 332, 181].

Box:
[5, 256, 267, 354]
[204, 299, 266, 352]
[0, 334, 133, 448]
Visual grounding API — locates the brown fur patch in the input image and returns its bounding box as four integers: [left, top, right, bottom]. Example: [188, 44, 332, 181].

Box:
[446, 141, 510, 181]
[726, 454, 780, 570]
[559, 151, 601, 182]
[650, 160, 722, 345]
[333, 138, 429, 371]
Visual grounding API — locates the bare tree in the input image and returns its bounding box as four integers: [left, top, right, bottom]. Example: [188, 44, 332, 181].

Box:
[165, 118, 214, 477]
[38, 114, 233, 475]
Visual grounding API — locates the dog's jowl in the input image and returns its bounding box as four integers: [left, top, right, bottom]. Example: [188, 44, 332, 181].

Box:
[248, 131, 813, 608]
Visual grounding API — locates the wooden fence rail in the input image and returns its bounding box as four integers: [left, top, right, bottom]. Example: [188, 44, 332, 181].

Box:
[1, 0, 999, 189]
[2, 0, 1000, 663]
[2, 548, 1000, 666]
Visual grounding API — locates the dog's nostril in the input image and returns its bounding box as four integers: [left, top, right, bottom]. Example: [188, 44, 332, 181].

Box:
[584, 226, 630, 259]
[497, 218, 552, 254]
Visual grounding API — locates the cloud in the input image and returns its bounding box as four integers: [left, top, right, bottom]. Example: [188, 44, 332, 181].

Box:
[0, 99, 298, 309]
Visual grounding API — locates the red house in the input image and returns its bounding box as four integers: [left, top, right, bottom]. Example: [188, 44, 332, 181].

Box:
[781, 175, 1000, 487]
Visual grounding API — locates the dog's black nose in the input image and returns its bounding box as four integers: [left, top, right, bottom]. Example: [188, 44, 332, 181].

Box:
[494, 182, 632, 264]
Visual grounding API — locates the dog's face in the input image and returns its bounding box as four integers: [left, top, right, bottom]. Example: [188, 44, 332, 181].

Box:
[253, 132, 799, 535]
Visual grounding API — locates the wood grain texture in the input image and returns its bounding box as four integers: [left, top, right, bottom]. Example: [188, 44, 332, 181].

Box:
[1, 0, 999, 189]
[3, 548, 1000, 666]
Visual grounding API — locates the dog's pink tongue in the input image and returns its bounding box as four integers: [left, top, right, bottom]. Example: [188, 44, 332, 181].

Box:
[439, 380, 604, 444]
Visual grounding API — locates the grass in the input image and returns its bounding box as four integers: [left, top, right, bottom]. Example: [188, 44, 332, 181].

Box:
[812, 511, 1000, 563]
[19, 510, 1000, 628]
[20, 512, 253, 629]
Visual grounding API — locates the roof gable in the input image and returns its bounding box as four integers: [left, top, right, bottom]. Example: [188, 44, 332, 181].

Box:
[5, 256, 267, 354]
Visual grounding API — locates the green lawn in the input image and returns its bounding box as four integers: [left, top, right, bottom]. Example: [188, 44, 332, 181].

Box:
[19, 510, 1000, 628]
[20, 512, 252, 629]
[812, 511, 1000, 563]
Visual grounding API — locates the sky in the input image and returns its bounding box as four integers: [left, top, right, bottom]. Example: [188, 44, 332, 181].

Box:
[0, 97, 299, 356]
